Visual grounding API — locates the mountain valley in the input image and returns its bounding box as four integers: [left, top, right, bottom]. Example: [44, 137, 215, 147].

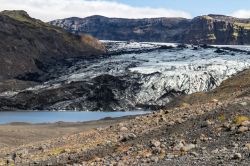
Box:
[0, 8, 250, 166]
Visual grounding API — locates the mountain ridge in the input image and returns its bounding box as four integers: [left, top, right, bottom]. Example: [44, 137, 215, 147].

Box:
[0, 10, 106, 82]
[50, 14, 250, 45]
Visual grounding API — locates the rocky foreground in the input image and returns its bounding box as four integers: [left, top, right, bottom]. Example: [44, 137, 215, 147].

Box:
[1, 70, 250, 165]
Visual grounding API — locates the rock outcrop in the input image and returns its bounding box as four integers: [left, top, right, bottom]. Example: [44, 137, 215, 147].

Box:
[0, 10, 106, 81]
[50, 14, 250, 45]
[184, 15, 250, 44]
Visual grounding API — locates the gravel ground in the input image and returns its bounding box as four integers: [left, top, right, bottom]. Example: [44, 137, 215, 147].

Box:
[0, 96, 250, 166]
[1, 70, 250, 165]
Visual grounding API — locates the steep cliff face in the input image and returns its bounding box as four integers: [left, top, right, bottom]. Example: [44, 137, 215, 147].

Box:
[0, 10, 106, 81]
[184, 16, 236, 44]
[50, 15, 190, 42]
[184, 15, 250, 44]
[50, 15, 250, 45]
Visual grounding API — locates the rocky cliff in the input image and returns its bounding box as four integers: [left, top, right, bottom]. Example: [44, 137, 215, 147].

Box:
[0, 10, 106, 81]
[184, 15, 250, 44]
[50, 14, 250, 45]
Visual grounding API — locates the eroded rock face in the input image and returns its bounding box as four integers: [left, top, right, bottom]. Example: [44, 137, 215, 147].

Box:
[50, 16, 189, 43]
[50, 14, 250, 45]
[184, 16, 236, 44]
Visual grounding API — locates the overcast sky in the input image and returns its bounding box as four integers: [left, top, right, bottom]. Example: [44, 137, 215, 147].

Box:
[0, 0, 249, 21]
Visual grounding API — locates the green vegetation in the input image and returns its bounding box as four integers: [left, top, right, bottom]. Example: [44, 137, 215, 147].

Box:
[234, 115, 249, 125]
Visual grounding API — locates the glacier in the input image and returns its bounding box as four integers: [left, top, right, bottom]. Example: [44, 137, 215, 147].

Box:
[1, 41, 250, 111]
